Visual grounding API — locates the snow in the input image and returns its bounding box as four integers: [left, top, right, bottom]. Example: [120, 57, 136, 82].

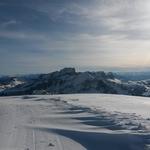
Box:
[0, 78, 24, 92]
[57, 94, 150, 119]
[0, 94, 150, 150]
[107, 78, 122, 84]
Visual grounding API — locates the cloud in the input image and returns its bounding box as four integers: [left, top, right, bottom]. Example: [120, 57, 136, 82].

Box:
[1, 0, 150, 74]
[1, 20, 18, 28]
[0, 30, 47, 40]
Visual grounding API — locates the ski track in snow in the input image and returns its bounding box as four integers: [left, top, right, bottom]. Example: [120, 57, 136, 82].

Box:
[0, 94, 150, 150]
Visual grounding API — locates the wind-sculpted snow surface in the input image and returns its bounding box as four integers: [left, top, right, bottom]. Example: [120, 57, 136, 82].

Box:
[0, 94, 150, 150]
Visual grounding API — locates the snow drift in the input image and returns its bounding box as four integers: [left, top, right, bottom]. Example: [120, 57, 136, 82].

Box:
[0, 94, 150, 150]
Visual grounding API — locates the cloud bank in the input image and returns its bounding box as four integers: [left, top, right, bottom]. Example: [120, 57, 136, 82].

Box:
[0, 0, 150, 74]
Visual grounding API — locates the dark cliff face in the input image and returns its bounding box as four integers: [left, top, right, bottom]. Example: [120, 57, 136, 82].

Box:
[0, 76, 15, 85]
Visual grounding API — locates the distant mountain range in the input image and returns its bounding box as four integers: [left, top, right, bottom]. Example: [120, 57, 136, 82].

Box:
[1, 68, 150, 97]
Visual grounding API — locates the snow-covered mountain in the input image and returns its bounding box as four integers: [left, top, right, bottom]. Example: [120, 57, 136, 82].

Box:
[1, 68, 150, 97]
[0, 76, 24, 92]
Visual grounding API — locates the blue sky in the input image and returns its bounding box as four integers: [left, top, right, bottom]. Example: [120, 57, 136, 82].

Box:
[1, 0, 150, 75]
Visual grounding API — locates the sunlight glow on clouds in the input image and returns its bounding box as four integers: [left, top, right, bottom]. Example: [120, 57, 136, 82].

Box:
[0, 0, 150, 74]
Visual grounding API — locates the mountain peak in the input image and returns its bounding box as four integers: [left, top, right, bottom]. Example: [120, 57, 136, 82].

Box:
[59, 68, 76, 75]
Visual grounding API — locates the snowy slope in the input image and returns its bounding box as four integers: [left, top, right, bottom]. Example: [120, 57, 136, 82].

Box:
[0, 94, 150, 150]
[0, 77, 24, 92]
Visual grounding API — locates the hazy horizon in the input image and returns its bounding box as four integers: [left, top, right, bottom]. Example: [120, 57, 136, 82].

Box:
[1, 66, 150, 76]
[1, 0, 150, 74]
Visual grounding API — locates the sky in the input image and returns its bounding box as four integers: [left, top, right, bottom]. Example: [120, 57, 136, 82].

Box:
[1, 0, 150, 75]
